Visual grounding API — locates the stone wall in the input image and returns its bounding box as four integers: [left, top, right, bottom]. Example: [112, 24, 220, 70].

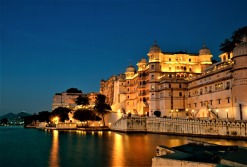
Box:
[110, 116, 247, 138]
[152, 157, 216, 167]
[147, 118, 247, 138]
[110, 117, 146, 132]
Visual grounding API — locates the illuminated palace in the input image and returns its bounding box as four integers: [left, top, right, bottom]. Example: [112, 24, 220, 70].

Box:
[100, 38, 247, 120]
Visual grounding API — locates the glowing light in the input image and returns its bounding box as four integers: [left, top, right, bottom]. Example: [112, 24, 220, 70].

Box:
[53, 117, 59, 124]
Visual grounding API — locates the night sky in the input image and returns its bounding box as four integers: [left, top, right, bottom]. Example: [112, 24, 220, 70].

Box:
[1, 0, 247, 115]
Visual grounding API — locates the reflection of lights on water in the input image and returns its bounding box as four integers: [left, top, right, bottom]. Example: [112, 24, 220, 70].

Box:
[112, 134, 124, 166]
[49, 130, 59, 167]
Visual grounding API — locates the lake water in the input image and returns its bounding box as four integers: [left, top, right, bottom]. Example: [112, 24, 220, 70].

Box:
[0, 126, 247, 167]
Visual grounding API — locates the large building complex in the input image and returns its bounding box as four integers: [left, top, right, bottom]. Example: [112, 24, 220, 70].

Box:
[100, 38, 247, 120]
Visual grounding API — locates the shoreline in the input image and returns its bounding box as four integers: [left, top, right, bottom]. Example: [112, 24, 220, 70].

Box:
[23, 125, 247, 141]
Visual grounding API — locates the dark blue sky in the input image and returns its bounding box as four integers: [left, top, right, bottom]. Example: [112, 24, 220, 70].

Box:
[1, 0, 247, 115]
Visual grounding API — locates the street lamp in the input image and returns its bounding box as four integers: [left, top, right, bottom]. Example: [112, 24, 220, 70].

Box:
[176, 109, 178, 118]
[216, 109, 219, 118]
[226, 109, 228, 118]
[186, 108, 188, 117]
[171, 109, 173, 117]
[192, 110, 194, 117]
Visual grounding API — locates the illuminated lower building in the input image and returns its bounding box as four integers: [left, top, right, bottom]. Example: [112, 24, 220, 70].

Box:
[100, 38, 247, 120]
[52, 92, 98, 110]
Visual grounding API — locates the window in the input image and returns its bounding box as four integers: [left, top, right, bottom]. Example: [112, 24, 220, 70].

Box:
[169, 84, 171, 88]
[151, 65, 154, 69]
[200, 89, 203, 95]
[200, 101, 203, 107]
[189, 67, 192, 72]
[169, 66, 171, 71]
[169, 58, 171, 61]
[179, 92, 182, 96]
[127, 88, 129, 92]
[128, 96, 129, 99]
[151, 75, 154, 79]
[209, 86, 212, 92]
[227, 98, 230, 103]
[179, 84, 182, 88]
[194, 103, 197, 107]
[218, 99, 221, 104]
[189, 58, 191, 62]
[226, 82, 230, 89]
[210, 100, 213, 105]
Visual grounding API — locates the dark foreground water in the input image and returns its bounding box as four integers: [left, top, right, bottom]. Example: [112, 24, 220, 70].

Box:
[0, 126, 247, 167]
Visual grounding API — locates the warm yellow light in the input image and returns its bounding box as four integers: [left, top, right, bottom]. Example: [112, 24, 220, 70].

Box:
[53, 117, 59, 124]
[226, 109, 228, 112]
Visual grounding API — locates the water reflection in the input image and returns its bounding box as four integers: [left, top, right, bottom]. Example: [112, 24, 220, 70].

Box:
[49, 130, 59, 167]
[112, 133, 124, 166]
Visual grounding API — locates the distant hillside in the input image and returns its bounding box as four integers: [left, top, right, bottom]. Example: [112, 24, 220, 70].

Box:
[0, 112, 31, 120]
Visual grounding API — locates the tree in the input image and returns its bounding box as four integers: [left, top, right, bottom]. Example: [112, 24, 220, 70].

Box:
[75, 95, 89, 106]
[50, 107, 71, 122]
[1, 118, 8, 125]
[94, 94, 112, 126]
[154, 111, 161, 117]
[220, 26, 247, 53]
[38, 111, 51, 123]
[73, 109, 100, 127]
[66, 88, 82, 93]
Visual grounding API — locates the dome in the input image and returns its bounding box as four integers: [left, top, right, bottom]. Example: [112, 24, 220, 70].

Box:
[149, 41, 161, 53]
[126, 64, 136, 73]
[139, 58, 147, 63]
[199, 44, 211, 55]
[233, 36, 247, 57]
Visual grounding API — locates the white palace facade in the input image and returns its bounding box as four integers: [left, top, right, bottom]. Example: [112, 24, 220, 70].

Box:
[100, 38, 247, 120]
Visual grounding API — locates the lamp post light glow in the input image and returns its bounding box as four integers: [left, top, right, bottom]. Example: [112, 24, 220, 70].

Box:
[53, 117, 59, 124]
[216, 109, 219, 118]
[176, 109, 178, 118]
[192, 110, 194, 117]
[226, 109, 228, 118]
[171, 110, 173, 117]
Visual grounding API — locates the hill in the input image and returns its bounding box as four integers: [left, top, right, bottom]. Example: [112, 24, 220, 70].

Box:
[0, 112, 31, 120]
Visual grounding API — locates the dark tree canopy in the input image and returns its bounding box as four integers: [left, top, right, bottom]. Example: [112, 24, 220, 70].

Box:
[38, 111, 51, 123]
[75, 95, 89, 106]
[1, 118, 8, 124]
[220, 26, 247, 53]
[94, 94, 112, 126]
[73, 109, 99, 121]
[51, 107, 71, 122]
[66, 88, 82, 93]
